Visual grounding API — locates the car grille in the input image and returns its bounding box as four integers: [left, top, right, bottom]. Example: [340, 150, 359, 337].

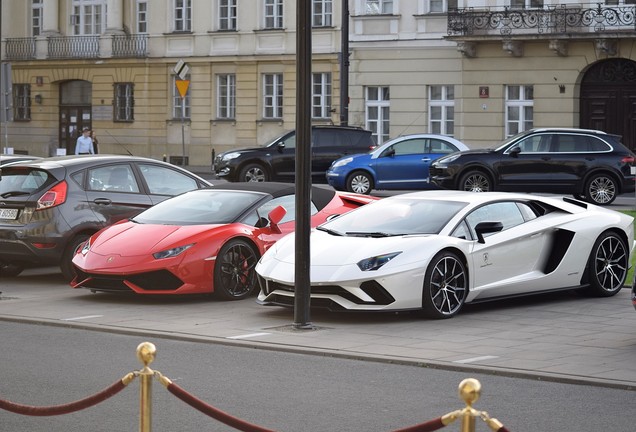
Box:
[258, 276, 394, 306]
[428, 166, 444, 176]
[74, 269, 184, 292]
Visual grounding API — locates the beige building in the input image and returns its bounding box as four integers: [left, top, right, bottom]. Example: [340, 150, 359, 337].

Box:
[2, 1, 636, 164]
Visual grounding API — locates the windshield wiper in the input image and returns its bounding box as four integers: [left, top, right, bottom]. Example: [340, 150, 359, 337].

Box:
[1, 191, 30, 198]
[345, 231, 396, 238]
[316, 226, 343, 236]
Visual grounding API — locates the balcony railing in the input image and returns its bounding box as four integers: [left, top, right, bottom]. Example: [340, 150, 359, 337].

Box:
[112, 34, 148, 58]
[3, 34, 149, 61]
[448, 3, 636, 37]
[5, 38, 36, 60]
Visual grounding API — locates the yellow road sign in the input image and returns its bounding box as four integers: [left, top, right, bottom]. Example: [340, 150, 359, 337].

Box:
[176, 79, 190, 98]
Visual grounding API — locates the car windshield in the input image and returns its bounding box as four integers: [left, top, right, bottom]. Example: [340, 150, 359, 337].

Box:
[319, 197, 468, 236]
[0, 168, 53, 196]
[495, 130, 530, 151]
[132, 189, 266, 225]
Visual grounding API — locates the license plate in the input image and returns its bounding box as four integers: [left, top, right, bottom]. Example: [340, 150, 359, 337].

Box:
[0, 208, 18, 220]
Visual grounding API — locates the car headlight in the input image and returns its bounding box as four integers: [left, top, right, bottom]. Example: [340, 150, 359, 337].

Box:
[331, 157, 353, 168]
[221, 152, 241, 161]
[80, 238, 91, 256]
[435, 153, 461, 165]
[357, 252, 401, 271]
[153, 244, 194, 260]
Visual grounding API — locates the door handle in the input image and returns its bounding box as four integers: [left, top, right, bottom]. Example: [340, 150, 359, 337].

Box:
[93, 198, 112, 205]
[421, 158, 431, 162]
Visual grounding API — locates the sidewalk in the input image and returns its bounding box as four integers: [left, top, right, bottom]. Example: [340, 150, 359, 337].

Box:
[1, 267, 635, 391]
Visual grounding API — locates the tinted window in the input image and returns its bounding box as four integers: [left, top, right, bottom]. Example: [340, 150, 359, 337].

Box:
[87, 164, 140, 193]
[514, 135, 549, 153]
[243, 194, 318, 226]
[139, 164, 198, 196]
[464, 202, 526, 238]
[429, 139, 460, 154]
[393, 139, 425, 155]
[313, 129, 341, 148]
[133, 190, 264, 225]
[0, 168, 53, 194]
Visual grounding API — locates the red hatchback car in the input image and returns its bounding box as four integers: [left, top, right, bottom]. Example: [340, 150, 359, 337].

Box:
[71, 182, 378, 299]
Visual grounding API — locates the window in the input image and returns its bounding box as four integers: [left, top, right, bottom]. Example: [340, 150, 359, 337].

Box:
[365, 0, 393, 14]
[174, 0, 192, 32]
[139, 164, 198, 196]
[365, 86, 390, 145]
[114, 83, 134, 122]
[32, 0, 43, 36]
[464, 202, 528, 238]
[264, 0, 283, 28]
[312, 73, 332, 119]
[219, 0, 237, 30]
[509, 0, 543, 9]
[505, 85, 533, 137]
[217, 74, 236, 119]
[313, 0, 333, 27]
[263, 73, 283, 119]
[173, 75, 191, 119]
[13, 84, 31, 121]
[136, 0, 148, 33]
[428, 0, 458, 13]
[72, 0, 106, 35]
[429, 85, 454, 136]
[88, 165, 140, 193]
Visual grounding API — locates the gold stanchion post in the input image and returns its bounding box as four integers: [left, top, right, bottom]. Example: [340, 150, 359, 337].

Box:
[136, 342, 157, 432]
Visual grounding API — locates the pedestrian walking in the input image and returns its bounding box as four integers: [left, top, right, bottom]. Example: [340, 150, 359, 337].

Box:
[75, 127, 95, 155]
[90, 130, 99, 154]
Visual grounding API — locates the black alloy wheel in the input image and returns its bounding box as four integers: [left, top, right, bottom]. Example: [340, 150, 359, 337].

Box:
[586, 231, 628, 296]
[421, 251, 468, 319]
[239, 163, 268, 182]
[61, 234, 90, 282]
[214, 239, 259, 300]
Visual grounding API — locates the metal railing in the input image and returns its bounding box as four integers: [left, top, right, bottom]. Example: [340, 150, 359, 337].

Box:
[48, 35, 100, 59]
[4, 38, 36, 60]
[448, 3, 636, 37]
[112, 34, 148, 58]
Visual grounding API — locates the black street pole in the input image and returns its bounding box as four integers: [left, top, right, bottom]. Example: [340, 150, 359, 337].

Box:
[340, 0, 349, 126]
[293, 0, 313, 329]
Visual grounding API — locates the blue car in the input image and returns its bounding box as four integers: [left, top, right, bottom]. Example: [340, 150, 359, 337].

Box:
[326, 134, 469, 194]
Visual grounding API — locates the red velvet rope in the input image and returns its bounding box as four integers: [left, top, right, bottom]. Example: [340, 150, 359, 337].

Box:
[391, 417, 446, 432]
[0, 380, 127, 416]
[497, 427, 510, 432]
[167, 382, 277, 432]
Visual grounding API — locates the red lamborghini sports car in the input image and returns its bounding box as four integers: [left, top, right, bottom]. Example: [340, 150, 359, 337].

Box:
[70, 182, 378, 299]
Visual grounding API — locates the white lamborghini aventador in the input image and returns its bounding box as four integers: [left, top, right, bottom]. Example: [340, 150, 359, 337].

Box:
[256, 190, 634, 319]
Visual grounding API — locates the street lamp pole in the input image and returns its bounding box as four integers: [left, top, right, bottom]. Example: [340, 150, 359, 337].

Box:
[340, 0, 349, 126]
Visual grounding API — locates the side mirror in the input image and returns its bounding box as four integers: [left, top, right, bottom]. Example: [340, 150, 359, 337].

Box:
[474, 221, 503, 243]
[276, 142, 286, 152]
[267, 205, 286, 233]
[509, 146, 521, 158]
[382, 148, 395, 158]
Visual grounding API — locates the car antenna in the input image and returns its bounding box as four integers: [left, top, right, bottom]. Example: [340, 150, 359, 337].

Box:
[104, 130, 133, 156]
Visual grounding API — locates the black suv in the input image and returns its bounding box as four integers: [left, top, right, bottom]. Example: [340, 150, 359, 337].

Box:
[0, 155, 211, 279]
[213, 125, 376, 182]
[429, 128, 636, 206]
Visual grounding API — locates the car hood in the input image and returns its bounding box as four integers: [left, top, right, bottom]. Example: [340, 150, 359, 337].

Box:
[89, 222, 224, 255]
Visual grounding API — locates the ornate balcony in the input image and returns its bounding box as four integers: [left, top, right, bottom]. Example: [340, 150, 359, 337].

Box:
[447, 3, 636, 57]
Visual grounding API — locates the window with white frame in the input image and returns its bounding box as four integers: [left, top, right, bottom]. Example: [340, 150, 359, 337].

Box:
[365, 86, 390, 145]
[429, 85, 454, 136]
[505, 85, 533, 137]
[263, 73, 283, 119]
[365, 0, 393, 14]
[312, 73, 332, 119]
[428, 0, 458, 13]
[217, 74, 236, 119]
[72, 0, 106, 35]
[313, 0, 333, 27]
[605, 0, 636, 5]
[173, 75, 191, 119]
[114, 83, 134, 122]
[32, 0, 43, 36]
[509, 0, 544, 9]
[13, 84, 31, 121]
[219, 0, 237, 30]
[264, 0, 283, 29]
[136, 0, 148, 33]
[174, 0, 192, 32]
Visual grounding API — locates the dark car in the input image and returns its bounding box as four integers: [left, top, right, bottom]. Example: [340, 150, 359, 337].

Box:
[213, 125, 376, 182]
[0, 155, 212, 279]
[429, 128, 636, 206]
[632, 276, 636, 312]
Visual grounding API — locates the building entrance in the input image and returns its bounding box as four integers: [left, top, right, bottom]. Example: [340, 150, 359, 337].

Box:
[59, 81, 92, 155]
[580, 58, 636, 151]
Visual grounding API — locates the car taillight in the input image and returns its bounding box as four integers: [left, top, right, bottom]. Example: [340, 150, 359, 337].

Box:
[36, 181, 68, 210]
[621, 156, 635, 164]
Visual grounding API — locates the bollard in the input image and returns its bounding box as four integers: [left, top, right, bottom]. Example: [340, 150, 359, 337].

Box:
[136, 342, 157, 432]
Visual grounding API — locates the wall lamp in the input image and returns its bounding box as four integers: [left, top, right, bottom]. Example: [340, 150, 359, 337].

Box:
[34, 94, 43, 104]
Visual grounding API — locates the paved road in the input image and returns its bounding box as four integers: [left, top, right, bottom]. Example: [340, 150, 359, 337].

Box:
[1, 268, 635, 390]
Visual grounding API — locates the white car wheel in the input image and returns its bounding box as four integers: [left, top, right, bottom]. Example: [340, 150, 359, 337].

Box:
[586, 231, 628, 296]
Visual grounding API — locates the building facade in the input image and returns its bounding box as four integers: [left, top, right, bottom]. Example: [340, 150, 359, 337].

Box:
[2, 1, 636, 165]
